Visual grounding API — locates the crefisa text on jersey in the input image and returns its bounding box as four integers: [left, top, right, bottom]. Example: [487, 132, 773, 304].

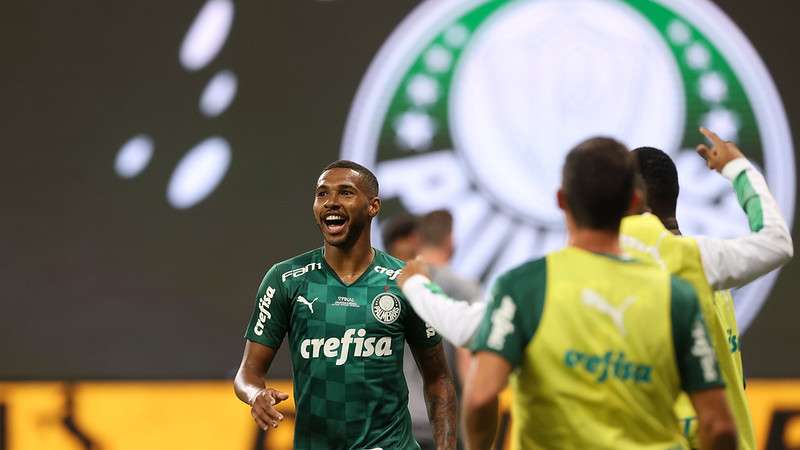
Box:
[374, 266, 402, 281]
[300, 328, 393, 366]
[253, 286, 276, 336]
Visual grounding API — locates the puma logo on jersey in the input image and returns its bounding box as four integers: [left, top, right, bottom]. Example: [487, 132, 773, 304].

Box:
[581, 289, 636, 335]
[296, 295, 317, 314]
[620, 232, 668, 269]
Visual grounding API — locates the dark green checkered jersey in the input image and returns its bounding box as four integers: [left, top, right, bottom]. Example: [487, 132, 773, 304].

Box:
[245, 248, 441, 450]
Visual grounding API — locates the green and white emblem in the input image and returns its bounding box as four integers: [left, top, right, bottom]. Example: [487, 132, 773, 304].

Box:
[343, 0, 795, 332]
[372, 293, 402, 325]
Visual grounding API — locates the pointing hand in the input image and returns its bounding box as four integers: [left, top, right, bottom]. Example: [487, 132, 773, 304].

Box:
[696, 127, 745, 173]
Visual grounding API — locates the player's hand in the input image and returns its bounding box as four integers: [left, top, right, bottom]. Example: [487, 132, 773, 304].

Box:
[696, 127, 745, 173]
[249, 387, 289, 430]
[398, 256, 430, 287]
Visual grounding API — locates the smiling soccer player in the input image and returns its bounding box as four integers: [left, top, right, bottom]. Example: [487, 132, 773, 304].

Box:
[234, 160, 456, 450]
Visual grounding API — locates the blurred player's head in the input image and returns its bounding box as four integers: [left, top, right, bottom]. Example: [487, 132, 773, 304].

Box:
[631, 147, 679, 222]
[382, 213, 420, 261]
[558, 137, 636, 232]
[314, 160, 380, 248]
[419, 209, 455, 263]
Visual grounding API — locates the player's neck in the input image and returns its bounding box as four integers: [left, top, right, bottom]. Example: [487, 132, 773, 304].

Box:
[653, 211, 681, 235]
[418, 247, 449, 267]
[568, 227, 622, 256]
[323, 232, 375, 284]
[661, 216, 681, 235]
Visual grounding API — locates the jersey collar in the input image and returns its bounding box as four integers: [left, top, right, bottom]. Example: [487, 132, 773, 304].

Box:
[319, 247, 378, 287]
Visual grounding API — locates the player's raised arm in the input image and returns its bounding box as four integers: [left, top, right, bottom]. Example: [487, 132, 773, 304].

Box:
[398, 257, 487, 347]
[694, 127, 793, 290]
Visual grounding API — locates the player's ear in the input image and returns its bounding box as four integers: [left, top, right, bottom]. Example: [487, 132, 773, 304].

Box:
[368, 196, 381, 218]
[628, 189, 645, 215]
[557, 189, 566, 211]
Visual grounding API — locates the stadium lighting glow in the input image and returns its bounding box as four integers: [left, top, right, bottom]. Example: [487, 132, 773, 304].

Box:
[114, 134, 154, 178]
[179, 0, 235, 72]
[166, 137, 231, 209]
[199, 70, 238, 117]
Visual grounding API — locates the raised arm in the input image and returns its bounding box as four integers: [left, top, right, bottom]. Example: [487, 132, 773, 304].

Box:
[410, 343, 458, 450]
[398, 258, 487, 347]
[694, 127, 793, 290]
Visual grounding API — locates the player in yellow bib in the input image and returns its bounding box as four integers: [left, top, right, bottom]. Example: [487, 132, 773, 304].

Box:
[621, 129, 793, 450]
[405, 137, 738, 450]
[397, 129, 792, 450]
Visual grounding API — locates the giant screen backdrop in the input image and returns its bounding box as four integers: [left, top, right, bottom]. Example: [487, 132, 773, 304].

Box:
[1, 1, 798, 449]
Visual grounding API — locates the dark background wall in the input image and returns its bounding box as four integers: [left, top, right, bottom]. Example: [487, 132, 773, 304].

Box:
[1, 0, 797, 379]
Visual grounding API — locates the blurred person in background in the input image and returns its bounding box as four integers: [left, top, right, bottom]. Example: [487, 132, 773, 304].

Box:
[385, 210, 483, 449]
[383, 213, 433, 450]
[383, 213, 421, 262]
[462, 137, 735, 450]
[620, 128, 794, 450]
[397, 128, 791, 449]
[416, 210, 483, 383]
[428, 138, 737, 450]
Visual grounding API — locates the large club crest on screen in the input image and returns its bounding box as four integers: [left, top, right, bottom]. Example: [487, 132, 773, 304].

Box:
[342, 0, 795, 332]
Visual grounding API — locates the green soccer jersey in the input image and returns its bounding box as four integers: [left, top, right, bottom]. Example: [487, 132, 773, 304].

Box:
[245, 247, 441, 450]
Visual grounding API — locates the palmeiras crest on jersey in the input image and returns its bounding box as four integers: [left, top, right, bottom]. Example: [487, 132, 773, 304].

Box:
[372, 293, 402, 325]
[343, 0, 795, 333]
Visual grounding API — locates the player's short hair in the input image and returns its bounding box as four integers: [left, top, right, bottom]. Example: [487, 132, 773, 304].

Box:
[322, 160, 379, 198]
[420, 209, 453, 246]
[562, 137, 635, 231]
[382, 213, 419, 250]
[631, 147, 679, 219]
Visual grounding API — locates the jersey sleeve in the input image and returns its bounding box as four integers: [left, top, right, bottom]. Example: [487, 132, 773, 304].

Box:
[670, 276, 725, 392]
[694, 158, 793, 291]
[244, 265, 292, 349]
[470, 258, 546, 368]
[403, 294, 443, 349]
[400, 274, 487, 347]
